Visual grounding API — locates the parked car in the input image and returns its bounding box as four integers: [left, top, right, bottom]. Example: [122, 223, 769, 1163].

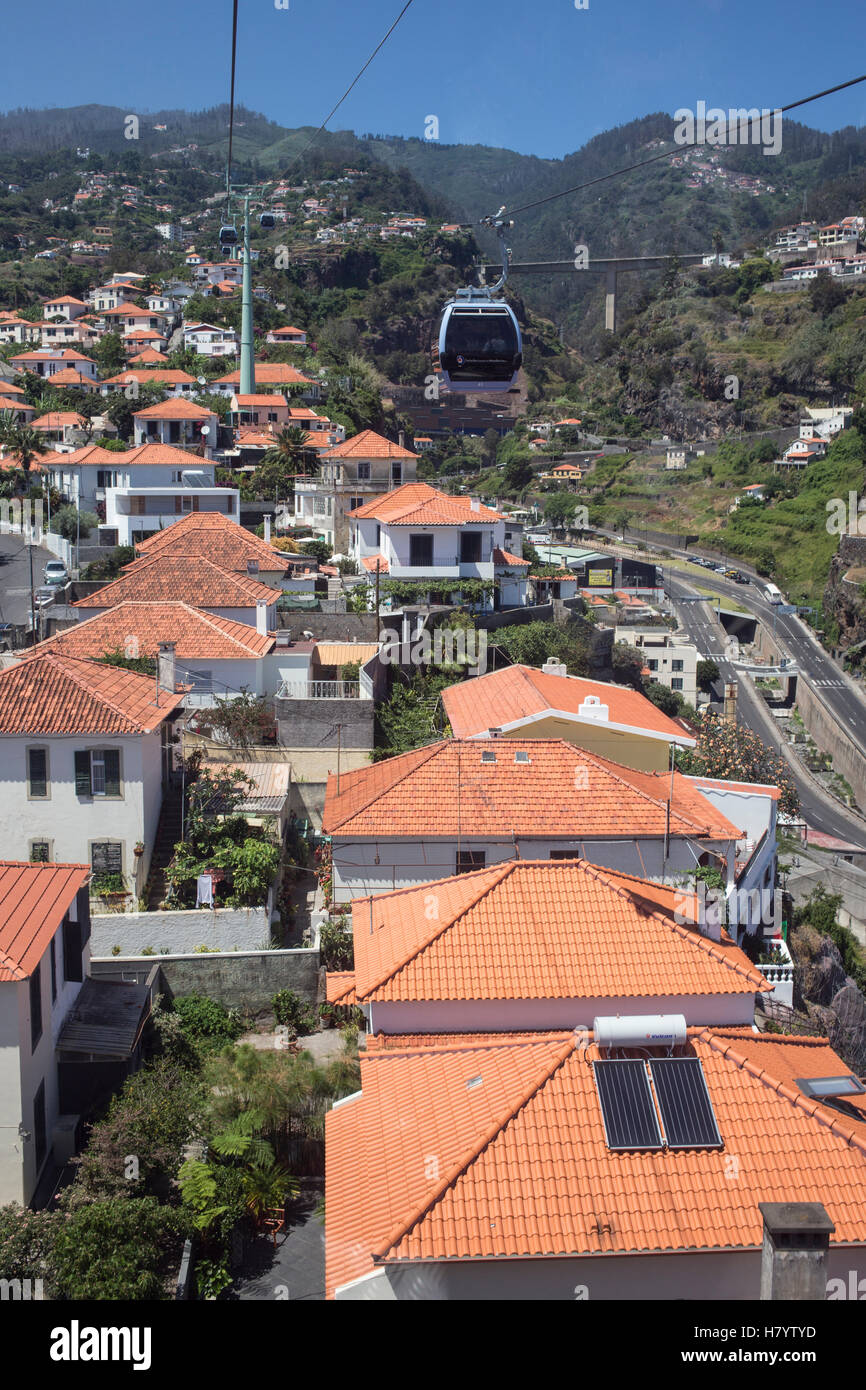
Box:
[43, 560, 68, 586]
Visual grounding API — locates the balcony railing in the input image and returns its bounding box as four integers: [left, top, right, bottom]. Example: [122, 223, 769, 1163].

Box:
[278, 680, 363, 700]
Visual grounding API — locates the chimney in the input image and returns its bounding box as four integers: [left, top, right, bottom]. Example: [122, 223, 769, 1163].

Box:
[470, 497, 480, 512]
[723, 680, 738, 726]
[759, 1203, 834, 1301]
[157, 642, 176, 694]
[246, 558, 259, 577]
[398, 430, 405, 449]
[263, 514, 271, 544]
[542, 657, 568, 679]
[256, 601, 268, 636]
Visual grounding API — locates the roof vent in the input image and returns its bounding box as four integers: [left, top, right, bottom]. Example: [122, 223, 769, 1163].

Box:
[514, 750, 530, 764]
[481, 750, 497, 764]
[487, 727, 502, 738]
[578, 694, 609, 722]
[466, 1075, 483, 1090]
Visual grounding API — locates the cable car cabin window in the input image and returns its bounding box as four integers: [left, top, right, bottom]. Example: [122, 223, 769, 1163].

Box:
[409, 534, 433, 567]
[441, 307, 520, 383]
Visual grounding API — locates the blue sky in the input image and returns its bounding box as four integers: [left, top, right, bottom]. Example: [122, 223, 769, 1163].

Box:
[5, 0, 866, 159]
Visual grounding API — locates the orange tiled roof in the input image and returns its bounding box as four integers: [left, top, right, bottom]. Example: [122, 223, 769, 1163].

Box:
[0, 381, 25, 394]
[128, 348, 169, 364]
[322, 739, 742, 840]
[73, 554, 280, 610]
[492, 547, 529, 566]
[442, 664, 694, 744]
[360, 553, 389, 573]
[30, 412, 87, 429]
[233, 394, 288, 408]
[10, 348, 95, 363]
[0, 652, 183, 734]
[133, 398, 212, 420]
[0, 861, 91, 981]
[44, 368, 96, 387]
[32, 601, 274, 661]
[341, 859, 766, 1005]
[324, 429, 417, 461]
[349, 482, 501, 525]
[131, 512, 287, 572]
[213, 363, 315, 386]
[101, 369, 197, 386]
[326, 972, 357, 1005]
[0, 396, 32, 413]
[325, 1030, 866, 1296]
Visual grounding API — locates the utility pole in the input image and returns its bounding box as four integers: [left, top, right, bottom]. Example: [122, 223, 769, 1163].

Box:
[239, 194, 255, 396]
[336, 723, 342, 795]
[28, 534, 36, 643]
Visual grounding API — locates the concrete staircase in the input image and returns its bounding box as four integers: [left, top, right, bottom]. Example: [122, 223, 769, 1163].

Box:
[144, 787, 185, 910]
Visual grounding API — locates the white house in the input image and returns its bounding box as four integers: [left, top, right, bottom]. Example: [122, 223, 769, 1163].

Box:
[322, 737, 747, 908]
[613, 625, 699, 706]
[8, 349, 98, 380]
[42, 295, 88, 322]
[346, 479, 527, 610]
[0, 652, 184, 888]
[182, 322, 239, 358]
[0, 861, 91, 1206]
[133, 398, 220, 455]
[46, 442, 220, 518]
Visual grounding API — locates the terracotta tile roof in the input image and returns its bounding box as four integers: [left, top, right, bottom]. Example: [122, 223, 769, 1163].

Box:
[0, 396, 32, 413]
[43, 368, 96, 387]
[233, 394, 288, 407]
[360, 553, 389, 573]
[10, 349, 95, 363]
[700, 1028, 866, 1138]
[492, 547, 529, 566]
[324, 429, 417, 461]
[33, 601, 274, 660]
[128, 348, 169, 363]
[40, 443, 120, 468]
[326, 972, 357, 1005]
[30, 412, 87, 429]
[213, 363, 315, 386]
[0, 381, 25, 394]
[103, 441, 212, 467]
[342, 859, 766, 1006]
[0, 652, 182, 734]
[43, 296, 87, 306]
[101, 369, 197, 386]
[325, 1030, 866, 1296]
[0, 861, 90, 982]
[73, 555, 279, 611]
[349, 482, 502, 525]
[101, 303, 157, 318]
[442, 664, 694, 745]
[133, 398, 212, 420]
[322, 739, 737, 839]
[130, 512, 287, 572]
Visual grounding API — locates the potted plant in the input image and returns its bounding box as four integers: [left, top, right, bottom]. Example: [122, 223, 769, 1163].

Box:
[133, 841, 145, 857]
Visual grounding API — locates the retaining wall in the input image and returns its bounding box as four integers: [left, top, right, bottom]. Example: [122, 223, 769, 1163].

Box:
[90, 946, 320, 1010]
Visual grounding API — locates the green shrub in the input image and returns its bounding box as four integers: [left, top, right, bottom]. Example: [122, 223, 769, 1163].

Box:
[272, 989, 317, 1034]
[320, 915, 354, 970]
[173, 994, 244, 1043]
[51, 1197, 181, 1301]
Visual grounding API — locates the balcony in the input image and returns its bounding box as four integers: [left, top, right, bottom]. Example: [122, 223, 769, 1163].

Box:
[278, 680, 363, 700]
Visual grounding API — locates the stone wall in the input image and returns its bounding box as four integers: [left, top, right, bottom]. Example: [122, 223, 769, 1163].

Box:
[91, 906, 271, 957]
[275, 695, 374, 751]
[90, 946, 320, 1010]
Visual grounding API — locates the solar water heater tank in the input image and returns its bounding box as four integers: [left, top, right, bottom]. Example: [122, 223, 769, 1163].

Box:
[593, 1014, 687, 1050]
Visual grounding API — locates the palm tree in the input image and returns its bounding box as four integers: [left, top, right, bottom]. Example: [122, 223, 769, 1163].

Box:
[242, 1150, 298, 1222]
[258, 425, 315, 508]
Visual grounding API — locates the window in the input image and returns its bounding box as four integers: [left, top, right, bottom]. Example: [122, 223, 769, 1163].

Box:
[130, 495, 146, 515]
[50, 937, 57, 1002]
[349, 497, 363, 512]
[391, 463, 402, 485]
[75, 749, 121, 798]
[30, 965, 42, 1051]
[375, 524, 381, 546]
[671, 677, 683, 691]
[550, 849, 581, 859]
[672, 659, 684, 672]
[33, 1082, 47, 1171]
[456, 850, 486, 874]
[62, 915, 83, 984]
[30, 841, 51, 864]
[357, 461, 371, 480]
[460, 531, 482, 563]
[409, 534, 433, 567]
[96, 469, 118, 488]
[314, 497, 327, 516]
[647, 659, 658, 672]
[27, 747, 48, 799]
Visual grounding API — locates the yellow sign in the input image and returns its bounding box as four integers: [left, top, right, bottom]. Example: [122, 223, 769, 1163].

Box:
[588, 569, 613, 587]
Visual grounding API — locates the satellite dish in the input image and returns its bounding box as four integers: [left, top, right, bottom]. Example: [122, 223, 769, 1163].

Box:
[200, 426, 210, 437]
[197, 375, 207, 386]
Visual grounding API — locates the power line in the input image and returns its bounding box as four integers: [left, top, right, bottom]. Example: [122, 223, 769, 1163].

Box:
[280, 0, 418, 180]
[225, 0, 240, 205]
[506, 72, 866, 217]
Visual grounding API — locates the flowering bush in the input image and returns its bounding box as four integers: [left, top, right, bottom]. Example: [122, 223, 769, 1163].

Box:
[676, 714, 799, 815]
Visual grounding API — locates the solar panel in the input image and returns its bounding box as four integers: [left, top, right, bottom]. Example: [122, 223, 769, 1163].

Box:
[593, 1059, 663, 1151]
[649, 1057, 722, 1149]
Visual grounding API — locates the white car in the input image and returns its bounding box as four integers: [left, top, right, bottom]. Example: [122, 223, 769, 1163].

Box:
[43, 560, 68, 586]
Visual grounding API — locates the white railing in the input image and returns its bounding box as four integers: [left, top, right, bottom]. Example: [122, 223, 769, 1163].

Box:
[278, 680, 363, 700]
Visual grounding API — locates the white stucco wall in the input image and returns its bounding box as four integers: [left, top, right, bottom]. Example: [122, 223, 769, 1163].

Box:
[331, 835, 730, 902]
[0, 732, 157, 877]
[90, 905, 270, 957]
[366, 992, 756, 1035]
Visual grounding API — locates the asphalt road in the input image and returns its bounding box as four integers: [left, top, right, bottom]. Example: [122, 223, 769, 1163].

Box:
[0, 532, 60, 628]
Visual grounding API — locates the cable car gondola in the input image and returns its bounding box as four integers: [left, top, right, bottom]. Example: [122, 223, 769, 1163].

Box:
[219, 222, 238, 247]
[436, 207, 522, 393]
[259, 212, 276, 229]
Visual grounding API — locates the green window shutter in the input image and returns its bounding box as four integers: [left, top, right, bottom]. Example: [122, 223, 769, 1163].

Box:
[103, 749, 121, 797]
[74, 750, 92, 796]
[28, 748, 47, 797]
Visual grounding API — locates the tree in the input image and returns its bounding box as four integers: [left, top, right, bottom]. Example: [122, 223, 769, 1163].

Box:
[610, 641, 645, 689]
[545, 492, 578, 530]
[94, 331, 126, 378]
[613, 508, 631, 537]
[697, 659, 720, 691]
[676, 714, 799, 814]
[51, 505, 98, 541]
[644, 680, 682, 716]
[808, 271, 846, 318]
[260, 425, 315, 489]
[51, 1197, 181, 1301]
[501, 454, 534, 493]
[194, 691, 276, 748]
